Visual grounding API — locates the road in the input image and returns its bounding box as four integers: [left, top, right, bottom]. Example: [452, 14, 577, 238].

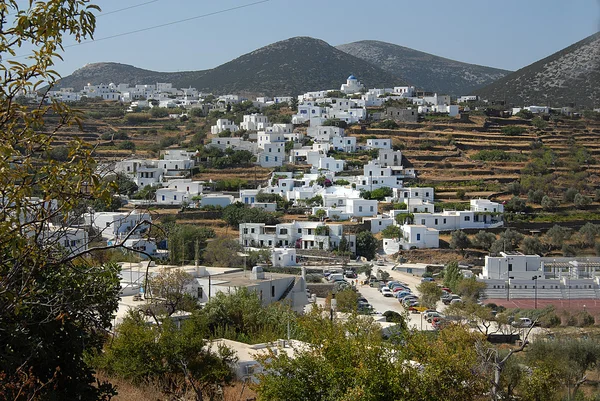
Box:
[355, 261, 440, 331]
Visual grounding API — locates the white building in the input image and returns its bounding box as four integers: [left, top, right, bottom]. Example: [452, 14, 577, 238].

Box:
[211, 119, 239, 135]
[85, 211, 151, 241]
[241, 114, 270, 131]
[382, 224, 439, 253]
[332, 136, 357, 152]
[340, 75, 364, 94]
[272, 248, 297, 267]
[240, 221, 356, 253]
[366, 138, 392, 150]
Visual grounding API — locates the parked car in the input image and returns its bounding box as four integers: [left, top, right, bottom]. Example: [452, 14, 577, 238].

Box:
[381, 288, 394, 297]
[511, 318, 533, 328]
[442, 294, 462, 305]
[376, 259, 385, 266]
[395, 291, 412, 299]
[421, 277, 434, 282]
[426, 312, 444, 323]
[422, 310, 438, 319]
[345, 270, 357, 279]
[369, 280, 380, 287]
[450, 298, 463, 305]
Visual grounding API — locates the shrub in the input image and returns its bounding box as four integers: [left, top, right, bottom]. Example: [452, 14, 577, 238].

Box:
[574, 310, 595, 327]
[374, 120, 398, 129]
[305, 274, 323, 283]
[501, 126, 526, 136]
[125, 113, 150, 125]
[150, 107, 169, 118]
[118, 140, 136, 150]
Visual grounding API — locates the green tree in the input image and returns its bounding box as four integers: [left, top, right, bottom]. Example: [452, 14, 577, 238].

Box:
[472, 231, 496, 250]
[520, 236, 547, 255]
[531, 116, 548, 129]
[150, 107, 170, 118]
[443, 261, 463, 293]
[543, 225, 571, 249]
[577, 222, 600, 248]
[417, 281, 443, 309]
[315, 209, 327, 221]
[540, 195, 559, 211]
[356, 231, 379, 260]
[203, 237, 243, 268]
[147, 268, 198, 316]
[573, 193, 591, 209]
[381, 224, 401, 239]
[505, 196, 527, 213]
[0, 1, 127, 398]
[168, 225, 216, 264]
[456, 277, 487, 301]
[450, 230, 471, 255]
[333, 288, 359, 312]
[564, 187, 578, 203]
[96, 311, 237, 399]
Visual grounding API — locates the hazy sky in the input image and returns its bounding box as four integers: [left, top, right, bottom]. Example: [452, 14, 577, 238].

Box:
[21, 0, 600, 76]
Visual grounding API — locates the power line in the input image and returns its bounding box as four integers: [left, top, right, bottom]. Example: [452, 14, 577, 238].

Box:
[8, 0, 270, 59]
[97, 0, 161, 18]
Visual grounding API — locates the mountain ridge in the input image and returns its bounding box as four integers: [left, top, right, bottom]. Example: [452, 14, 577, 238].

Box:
[472, 32, 600, 107]
[335, 40, 511, 95]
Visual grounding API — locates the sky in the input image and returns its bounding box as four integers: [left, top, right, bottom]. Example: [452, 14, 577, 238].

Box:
[14, 0, 600, 76]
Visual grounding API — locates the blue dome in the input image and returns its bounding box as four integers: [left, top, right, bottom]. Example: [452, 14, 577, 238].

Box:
[348, 75, 356, 80]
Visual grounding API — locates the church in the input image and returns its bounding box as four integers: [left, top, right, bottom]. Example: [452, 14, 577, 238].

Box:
[340, 75, 364, 94]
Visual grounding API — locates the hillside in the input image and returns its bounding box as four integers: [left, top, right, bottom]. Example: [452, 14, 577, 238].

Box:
[336, 40, 510, 95]
[55, 37, 403, 95]
[473, 32, 600, 108]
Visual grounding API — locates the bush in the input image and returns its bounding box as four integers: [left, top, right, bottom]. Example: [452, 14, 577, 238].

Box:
[125, 113, 150, 125]
[564, 187, 578, 203]
[374, 120, 398, 129]
[305, 274, 323, 283]
[574, 311, 595, 327]
[501, 126, 526, 136]
[538, 311, 561, 328]
[515, 109, 534, 119]
[117, 140, 136, 150]
[150, 107, 169, 118]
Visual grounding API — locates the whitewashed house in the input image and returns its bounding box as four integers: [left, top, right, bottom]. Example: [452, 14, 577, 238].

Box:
[366, 138, 392, 150]
[340, 75, 364, 94]
[241, 114, 270, 131]
[272, 248, 297, 267]
[85, 211, 151, 241]
[210, 119, 239, 135]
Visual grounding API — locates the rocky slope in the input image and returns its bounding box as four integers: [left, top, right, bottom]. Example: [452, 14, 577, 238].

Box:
[473, 32, 600, 108]
[336, 40, 510, 95]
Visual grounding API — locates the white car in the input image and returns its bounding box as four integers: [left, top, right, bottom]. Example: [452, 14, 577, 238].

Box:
[381, 288, 394, 297]
[511, 317, 533, 328]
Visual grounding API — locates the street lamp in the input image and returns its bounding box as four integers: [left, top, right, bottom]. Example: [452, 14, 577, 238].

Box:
[532, 276, 538, 309]
[506, 276, 514, 301]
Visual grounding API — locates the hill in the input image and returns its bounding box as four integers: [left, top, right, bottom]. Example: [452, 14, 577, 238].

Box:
[336, 40, 510, 95]
[473, 32, 600, 108]
[55, 37, 403, 95]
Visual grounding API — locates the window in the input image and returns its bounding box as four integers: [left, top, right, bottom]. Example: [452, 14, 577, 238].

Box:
[404, 192, 408, 198]
[416, 234, 421, 241]
[508, 263, 513, 271]
[443, 218, 447, 224]
[173, 195, 177, 200]
[415, 192, 419, 197]
[421, 219, 425, 225]
[370, 206, 374, 212]
[265, 156, 269, 162]
[464, 216, 470, 221]
[425, 192, 430, 197]
[280, 228, 287, 235]
[434, 219, 438, 225]
[251, 228, 255, 234]
[359, 206, 363, 212]
[298, 228, 302, 234]
[162, 195, 165, 201]
[243, 228, 248, 234]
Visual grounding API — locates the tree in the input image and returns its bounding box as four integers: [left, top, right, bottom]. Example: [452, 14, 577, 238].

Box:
[456, 277, 487, 301]
[96, 311, 237, 399]
[541, 195, 559, 211]
[543, 225, 571, 249]
[0, 1, 126, 398]
[573, 193, 591, 209]
[417, 281, 443, 309]
[505, 196, 527, 213]
[450, 230, 471, 255]
[577, 222, 600, 248]
[168, 225, 215, 265]
[491, 229, 524, 254]
[564, 187, 579, 203]
[315, 209, 327, 221]
[203, 237, 243, 268]
[255, 311, 488, 400]
[520, 236, 547, 255]
[472, 231, 496, 250]
[147, 268, 198, 316]
[531, 116, 548, 129]
[332, 288, 359, 312]
[356, 263, 373, 279]
[381, 224, 401, 239]
[443, 261, 463, 293]
[356, 231, 379, 260]
[527, 189, 544, 204]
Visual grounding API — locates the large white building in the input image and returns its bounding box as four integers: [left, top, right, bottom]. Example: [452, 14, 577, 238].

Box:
[210, 119, 239, 135]
[240, 221, 356, 253]
[340, 75, 364, 94]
